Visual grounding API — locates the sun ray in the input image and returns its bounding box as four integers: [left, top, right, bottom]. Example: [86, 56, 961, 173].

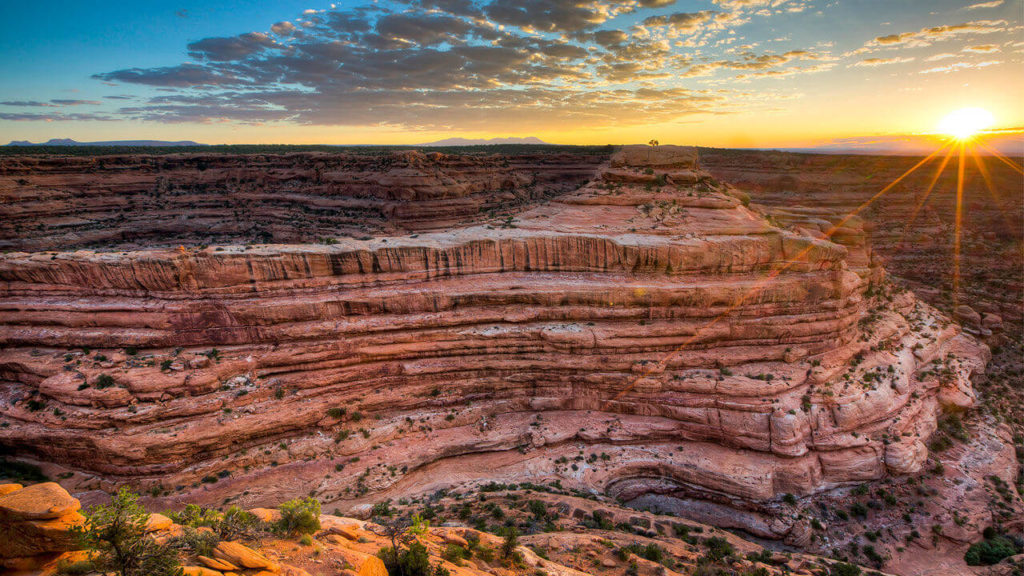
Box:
[606, 142, 953, 404]
[968, 143, 1017, 233]
[953, 142, 966, 308]
[976, 141, 1024, 175]
[898, 145, 955, 248]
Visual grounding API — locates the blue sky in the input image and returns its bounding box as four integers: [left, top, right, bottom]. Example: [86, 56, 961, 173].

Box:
[0, 0, 1020, 146]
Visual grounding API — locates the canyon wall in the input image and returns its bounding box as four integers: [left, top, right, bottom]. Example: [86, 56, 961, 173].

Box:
[0, 146, 987, 544]
[0, 150, 607, 250]
[700, 148, 1023, 336]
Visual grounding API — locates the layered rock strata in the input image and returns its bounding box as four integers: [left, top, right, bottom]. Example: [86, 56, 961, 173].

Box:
[699, 148, 1023, 336]
[0, 150, 607, 251]
[0, 146, 987, 542]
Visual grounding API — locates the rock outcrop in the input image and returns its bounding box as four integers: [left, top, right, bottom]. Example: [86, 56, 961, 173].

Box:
[0, 149, 607, 251]
[699, 148, 1023, 338]
[0, 482, 84, 562]
[0, 476, 879, 576]
[0, 145, 988, 542]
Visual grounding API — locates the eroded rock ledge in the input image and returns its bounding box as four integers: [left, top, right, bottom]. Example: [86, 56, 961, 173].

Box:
[0, 149, 607, 250]
[0, 145, 987, 544]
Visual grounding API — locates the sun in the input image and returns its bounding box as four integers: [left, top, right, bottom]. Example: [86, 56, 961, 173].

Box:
[937, 107, 994, 141]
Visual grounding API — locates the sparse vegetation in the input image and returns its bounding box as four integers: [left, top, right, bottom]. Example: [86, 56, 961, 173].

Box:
[71, 488, 182, 576]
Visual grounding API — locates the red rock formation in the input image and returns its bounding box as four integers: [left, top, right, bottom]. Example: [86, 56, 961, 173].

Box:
[0, 146, 987, 544]
[699, 148, 1024, 337]
[0, 150, 606, 250]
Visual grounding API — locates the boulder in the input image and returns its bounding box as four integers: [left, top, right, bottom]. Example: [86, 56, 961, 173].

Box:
[199, 554, 239, 571]
[183, 567, 224, 576]
[358, 556, 388, 576]
[953, 305, 982, 331]
[0, 483, 23, 497]
[145, 512, 173, 532]
[249, 507, 282, 523]
[0, 482, 81, 520]
[0, 483, 85, 559]
[213, 541, 280, 572]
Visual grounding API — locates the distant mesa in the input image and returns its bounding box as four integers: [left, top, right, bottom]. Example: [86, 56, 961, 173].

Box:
[5, 138, 206, 147]
[418, 136, 548, 146]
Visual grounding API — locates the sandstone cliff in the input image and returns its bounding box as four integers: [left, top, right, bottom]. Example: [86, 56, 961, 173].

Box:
[0, 146, 988, 544]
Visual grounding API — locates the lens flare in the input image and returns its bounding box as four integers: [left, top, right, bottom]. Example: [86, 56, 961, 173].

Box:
[937, 107, 994, 140]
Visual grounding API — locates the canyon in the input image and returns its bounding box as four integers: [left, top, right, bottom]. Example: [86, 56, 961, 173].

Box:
[1, 145, 1020, 575]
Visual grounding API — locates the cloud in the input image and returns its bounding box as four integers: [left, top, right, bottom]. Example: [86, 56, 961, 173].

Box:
[188, 33, 279, 61]
[920, 59, 1000, 73]
[94, 63, 239, 87]
[735, 62, 833, 79]
[80, 1, 834, 130]
[484, 0, 629, 33]
[1, 100, 58, 107]
[860, 20, 1008, 51]
[965, 0, 1004, 9]
[642, 11, 718, 33]
[0, 112, 113, 121]
[963, 44, 999, 52]
[49, 99, 102, 106]
[852, 56, 914, 67]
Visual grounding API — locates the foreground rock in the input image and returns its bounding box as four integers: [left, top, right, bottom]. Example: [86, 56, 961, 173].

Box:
[1, 480, 880, 576]
[0, 482, 84, 560]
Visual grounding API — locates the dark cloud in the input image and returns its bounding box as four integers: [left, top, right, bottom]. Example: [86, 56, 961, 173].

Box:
[49, 99, 102, 106]
[484, 0, 624, 32]
[375, 13, 473, 45]
[1, 100, 58, 107]
[642, 11, 718, 33]
[94, 63, 239, 87]
[188, 33, 279, 61]
[0, 112, 113, 121]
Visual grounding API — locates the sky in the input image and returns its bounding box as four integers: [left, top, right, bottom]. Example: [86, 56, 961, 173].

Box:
[0, 0, 1021, 148]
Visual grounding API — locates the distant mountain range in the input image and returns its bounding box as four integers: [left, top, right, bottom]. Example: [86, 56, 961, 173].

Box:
[418, 136, 547, 146]
[6, 138, 206, 147]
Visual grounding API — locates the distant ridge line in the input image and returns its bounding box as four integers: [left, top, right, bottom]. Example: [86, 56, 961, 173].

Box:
[417, 136, 547, 146]
[6, 138, 206, 147]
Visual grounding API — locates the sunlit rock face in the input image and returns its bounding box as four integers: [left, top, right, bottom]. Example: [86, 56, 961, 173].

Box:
[0, 145, 986, 543]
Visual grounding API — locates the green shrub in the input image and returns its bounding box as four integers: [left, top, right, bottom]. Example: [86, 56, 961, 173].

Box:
[829, 562, 861, 576]
[379, 541, 449, 576]
[94, 374, 115, 389]
[501, 527, 521, 561]
[703, 537, 735, 562]
[54, 559, 97, 575]
[173, 527, 219, 557]
[442, 544, 470, 565]
[964, 535, 1019, 566]
[72, 487, 181, 576]
[218, 506, 261, 540]
[277, 497, 321, 535]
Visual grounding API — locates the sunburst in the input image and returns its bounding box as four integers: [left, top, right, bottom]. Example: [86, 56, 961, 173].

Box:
[607, 110, 1023, 404]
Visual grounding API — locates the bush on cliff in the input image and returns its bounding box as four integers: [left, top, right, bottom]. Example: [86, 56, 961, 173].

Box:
[964, 534, 1020, 566]
[276, 497, 321, 535]
[378, 541, 450, 576]
[167, 503, 261, 542]
[72, 487, 182, 576]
